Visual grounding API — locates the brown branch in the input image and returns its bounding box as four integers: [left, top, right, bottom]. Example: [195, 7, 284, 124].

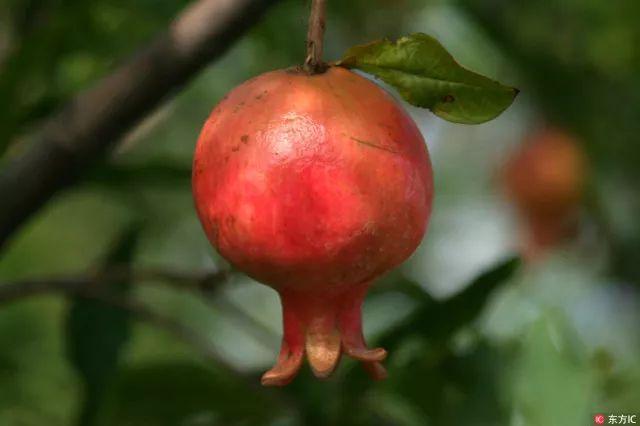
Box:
[0, 267, 280, 350]
[79, 289, 296, 408]
[80, 290, 241, 374]
[0, 268, 229, 304]
[0, 268, 302, 406]
[205, 295, 280, 351]
[0, 271, 235, 371]
[304, 0, 328, 73]
[0, 0, 281, 250]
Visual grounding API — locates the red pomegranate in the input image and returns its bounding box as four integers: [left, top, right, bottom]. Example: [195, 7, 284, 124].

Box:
[502, 127, 587, 260]
[192, 66, 433, 385]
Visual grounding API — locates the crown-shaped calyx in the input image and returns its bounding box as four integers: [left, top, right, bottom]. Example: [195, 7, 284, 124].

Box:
[261, 281, 387, 386]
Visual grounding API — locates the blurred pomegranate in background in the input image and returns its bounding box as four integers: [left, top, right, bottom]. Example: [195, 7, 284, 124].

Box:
[502, 127, 588, 261]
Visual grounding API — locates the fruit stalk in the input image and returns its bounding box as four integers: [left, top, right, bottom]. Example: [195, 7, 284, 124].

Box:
[304, 0, 327, 73]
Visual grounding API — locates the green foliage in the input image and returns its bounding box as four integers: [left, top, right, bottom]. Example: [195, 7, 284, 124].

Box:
[508, 315, 594, 426]
[380, 257, 520, 349]
[0, 0, 188, 154]
[0, 298, 79, 426]
[1, 0, 639, 425]
[65, 226, 140, 426]
[340, 33, 518, 124]
[95, 362, 287, 426]
[324, 258, 520, 426]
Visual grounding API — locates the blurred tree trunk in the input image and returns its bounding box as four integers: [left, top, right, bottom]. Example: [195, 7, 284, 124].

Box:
[0, 0, 280, 251]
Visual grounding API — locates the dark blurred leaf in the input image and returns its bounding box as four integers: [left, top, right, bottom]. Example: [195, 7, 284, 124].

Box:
[380, 257, 521, 349]
[369, 270, 437, 305]
[339, 33, 518, 124]
[279, 367, 347, 426]
[400, 340, 511, 426]
[96, 362, 288, 426]
[348, 341, 510, 426]
[333, 257, 520, 425]
[65, 225, 140, 426]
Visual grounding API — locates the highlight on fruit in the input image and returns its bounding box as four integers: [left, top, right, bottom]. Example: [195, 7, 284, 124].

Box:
[192, 0, 517, 386]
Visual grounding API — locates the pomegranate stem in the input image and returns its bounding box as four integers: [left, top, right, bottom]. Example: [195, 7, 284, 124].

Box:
[304, 0, 328, 74]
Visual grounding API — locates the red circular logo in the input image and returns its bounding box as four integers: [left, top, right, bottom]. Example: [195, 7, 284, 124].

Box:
[594, 414, 606, 425]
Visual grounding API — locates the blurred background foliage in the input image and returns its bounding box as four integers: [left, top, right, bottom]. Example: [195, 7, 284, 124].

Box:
[1, 0, 639, 425]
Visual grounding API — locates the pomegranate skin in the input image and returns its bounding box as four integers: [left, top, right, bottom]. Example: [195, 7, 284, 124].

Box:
[193, 66, 433, 385]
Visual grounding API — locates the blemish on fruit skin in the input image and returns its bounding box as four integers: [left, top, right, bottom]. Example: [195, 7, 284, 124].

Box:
[350, 136, 399, 154]
[224, 215, 236, 229]
[233, 101, 246, 113]
[442, 94, 455, 103]
[206, 218, 220, 245]
[241, 135, 250, 144]
[193, 158, 204, 176]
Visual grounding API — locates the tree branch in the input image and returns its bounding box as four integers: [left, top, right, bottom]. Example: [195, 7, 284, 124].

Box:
[71, 284, 296, 408]
[0, 267, 283, 351]
[80, 289, 241, 374]
[0, 270, 235, 370]
[0, 0, 280, 250]
[0, 268, 299, 403]
[304, 0, 327, 73]
[0, 267, 229, 304]
[205, 295, 280, 351]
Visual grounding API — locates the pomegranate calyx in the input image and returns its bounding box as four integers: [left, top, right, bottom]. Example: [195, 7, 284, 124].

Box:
[261, 282, 387, 386]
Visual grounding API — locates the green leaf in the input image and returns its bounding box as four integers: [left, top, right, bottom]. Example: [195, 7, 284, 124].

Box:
[65, 225, 141, 426]
[380, 256, 521, 350]
[339, 33, 519, 124]
[334, 257, 521, 424]
[95, 362, 288, 426]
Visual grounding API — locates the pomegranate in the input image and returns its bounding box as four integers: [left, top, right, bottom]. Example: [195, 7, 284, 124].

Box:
[192, 66, 433, 385]
[502, 127, 587, 260]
